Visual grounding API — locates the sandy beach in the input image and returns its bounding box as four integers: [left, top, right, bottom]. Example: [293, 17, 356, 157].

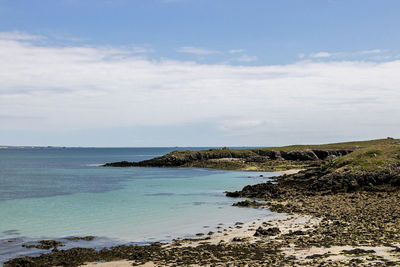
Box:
[80, 211, 400, 266]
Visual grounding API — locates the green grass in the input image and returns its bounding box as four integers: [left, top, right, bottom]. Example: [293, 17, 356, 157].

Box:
[160, 138, 400, 172]
[271, 138, 398, 151]
[328, 144, 400, 172]
[169, 138, 399, 157]
[149, 138, 400, 172]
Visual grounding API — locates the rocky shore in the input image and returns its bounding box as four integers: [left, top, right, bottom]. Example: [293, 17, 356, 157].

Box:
[103, 147, 353, 172]
[5, 138, 400, 266]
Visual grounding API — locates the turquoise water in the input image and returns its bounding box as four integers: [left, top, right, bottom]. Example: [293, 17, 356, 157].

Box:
[0, 147, 276, 263]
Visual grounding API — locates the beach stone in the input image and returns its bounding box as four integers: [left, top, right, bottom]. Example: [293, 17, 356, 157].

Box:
[22, 240, 64, 250]
[341, 248, 375, 255]
[254, 227, 281, 237]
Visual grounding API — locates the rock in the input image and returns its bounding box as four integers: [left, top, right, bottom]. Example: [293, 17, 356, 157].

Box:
[103, 148, 354, 168]
[288, 230, 305, 236]
[232, 237, 250, 242]
[254, 227, 281, 237]
[65, 236, 95, 241]
[305, 254, 330, 259]
[232, 200, 262, 208]
[341, 248, 375, 255]
[391, 247, 400, 253]
[22, 240, 65, 250]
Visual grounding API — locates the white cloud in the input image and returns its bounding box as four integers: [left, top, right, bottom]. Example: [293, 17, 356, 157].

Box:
[0, 31, 43, 41]
[0, 32, 399, 145]
[305, 49, 386, 60]
[360, 49, 382, 55]
[310, 51, 332, 58]
[218, 119, 265, 131]
[236, 54, 258, 62]
[131, 46, 154, 54]
[229, 49, 245, 54]
[178, 46, 217, 55]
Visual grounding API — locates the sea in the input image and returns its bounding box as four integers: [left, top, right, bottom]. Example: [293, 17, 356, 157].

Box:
[0, 147, 277, 264]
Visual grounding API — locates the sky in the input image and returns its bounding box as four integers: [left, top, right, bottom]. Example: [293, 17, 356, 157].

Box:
[0, 0, 399, 147]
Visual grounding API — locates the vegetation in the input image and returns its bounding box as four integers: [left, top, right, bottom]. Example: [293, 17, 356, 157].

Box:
[270, 137, 398, 151]
[160, 138, 400, 172]
[327, 143, 400, 172]
[182, 160, 310, 172]
[105, 138, 400, 172]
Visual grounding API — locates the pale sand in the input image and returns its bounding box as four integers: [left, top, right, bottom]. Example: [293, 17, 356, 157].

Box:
[170, 213, 317, 248]
[80, 212, 400, 266]
[282, 245, 400, 263]
[82, 261, 135, 267]
[280, 168, 305, 175]
[80, 214, 317, 266]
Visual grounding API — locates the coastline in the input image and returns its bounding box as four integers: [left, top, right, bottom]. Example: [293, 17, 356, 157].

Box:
[7, 173, 400, 266]
[79, 205, 400, 266]
[79, 213, 313, 267]
[4, 138, 400, 266]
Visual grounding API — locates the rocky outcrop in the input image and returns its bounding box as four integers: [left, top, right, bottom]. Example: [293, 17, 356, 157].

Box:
[226, 166, 400, 199]
[103, 149, 353, 168]
[232, 200, 263, 208]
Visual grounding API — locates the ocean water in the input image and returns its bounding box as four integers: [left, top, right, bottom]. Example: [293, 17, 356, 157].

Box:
[0, 147, 277, 263]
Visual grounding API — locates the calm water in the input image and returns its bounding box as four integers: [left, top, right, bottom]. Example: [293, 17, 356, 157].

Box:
[0, 147, 277, 263]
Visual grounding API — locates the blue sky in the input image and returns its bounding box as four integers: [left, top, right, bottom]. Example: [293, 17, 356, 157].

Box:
[0, 0, 399, 146]
[1, 0, 399, 64]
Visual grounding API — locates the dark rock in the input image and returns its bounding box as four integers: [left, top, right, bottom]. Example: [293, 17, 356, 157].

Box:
[305, 254, 330, 259]
[341, 248, 375, 255]
[103, 148, 354, 168]
[22, 240, 64, 250]
[288, 230, 306, 236]
[232, 200, 263, 208]
[391, 247, 400, 253]
[254, 227, 281, 237]
[65, 236, 95, 241]
[232, 237, 249, 242]
[225, 191, 241, 197]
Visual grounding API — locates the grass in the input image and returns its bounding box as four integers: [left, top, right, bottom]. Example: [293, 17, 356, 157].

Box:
[270, 137, 398, 151]
[168, 138, 399, 158]
[327, 144, 400, 172]
[146, 138, 400, 172]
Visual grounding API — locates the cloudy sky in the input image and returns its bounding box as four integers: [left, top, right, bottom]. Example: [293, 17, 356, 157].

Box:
[0, 0, 399, 147]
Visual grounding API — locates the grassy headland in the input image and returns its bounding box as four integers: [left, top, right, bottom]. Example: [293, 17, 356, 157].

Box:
[104, 138, 398, 172]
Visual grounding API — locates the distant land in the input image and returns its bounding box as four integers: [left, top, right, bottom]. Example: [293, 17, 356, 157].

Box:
[104, 137, 400, 172]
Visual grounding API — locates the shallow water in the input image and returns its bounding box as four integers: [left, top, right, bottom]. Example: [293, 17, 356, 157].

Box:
[0, 147, 277, 263]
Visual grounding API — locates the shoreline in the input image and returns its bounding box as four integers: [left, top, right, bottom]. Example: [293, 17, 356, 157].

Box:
[279, 168, 305, 175]
[4, 138, 400, 266]
[80, 208, 400, 266]
[6, 173, 400, 266]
